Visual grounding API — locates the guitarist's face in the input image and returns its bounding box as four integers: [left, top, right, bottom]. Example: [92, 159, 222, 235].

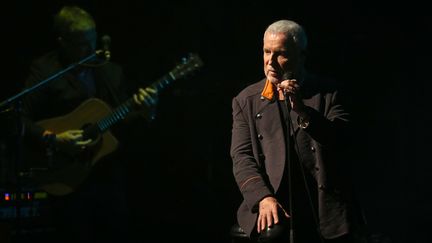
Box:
[59, 29, 97, 64]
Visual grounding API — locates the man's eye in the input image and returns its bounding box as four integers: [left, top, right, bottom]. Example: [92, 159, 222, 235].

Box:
[280, 51, 289, 57]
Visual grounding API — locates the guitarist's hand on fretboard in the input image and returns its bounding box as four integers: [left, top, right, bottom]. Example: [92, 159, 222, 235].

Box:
[133, 87, 159, 121]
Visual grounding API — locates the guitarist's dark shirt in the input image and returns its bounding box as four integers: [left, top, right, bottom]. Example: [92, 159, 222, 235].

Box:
[22, 50, 129, 140]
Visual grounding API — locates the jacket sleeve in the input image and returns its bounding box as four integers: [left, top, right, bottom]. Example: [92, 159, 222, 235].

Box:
[230, 96, 273, 213]
[302, 90, 351, 147]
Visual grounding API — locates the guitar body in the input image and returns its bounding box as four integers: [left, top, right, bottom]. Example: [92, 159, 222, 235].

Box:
[33, 98, 119, 196]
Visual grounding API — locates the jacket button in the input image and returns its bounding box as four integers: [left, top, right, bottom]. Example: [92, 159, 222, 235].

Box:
[310, 146, 316, 152]
[318, 184, 325, 190]
[258, 134, 263, 140]
[314, 167, 320, 171]
[256, 113, 262, 119]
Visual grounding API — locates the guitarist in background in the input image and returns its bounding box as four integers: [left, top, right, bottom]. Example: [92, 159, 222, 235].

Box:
[21, 5, 157, 243]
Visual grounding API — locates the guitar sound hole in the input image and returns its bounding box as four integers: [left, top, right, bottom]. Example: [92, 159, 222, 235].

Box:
[82, 123, 101, 145]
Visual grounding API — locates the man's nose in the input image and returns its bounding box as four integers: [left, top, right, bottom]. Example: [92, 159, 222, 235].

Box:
[269, 53, 278, 64]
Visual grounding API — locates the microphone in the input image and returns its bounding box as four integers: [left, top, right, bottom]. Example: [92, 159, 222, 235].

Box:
[101, 35, 111, 61]
[281, 71, 294, 98]
[282, 71, 294, 80]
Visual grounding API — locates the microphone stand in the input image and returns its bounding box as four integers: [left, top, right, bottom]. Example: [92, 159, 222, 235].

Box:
[282, 93, 295, 243]
[0, 50, 103, 239]
[0, 50, 102, 108]
[283, 91, 325, 243]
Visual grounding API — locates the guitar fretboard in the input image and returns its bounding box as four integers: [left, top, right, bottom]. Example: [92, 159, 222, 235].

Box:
[96, 99, 133, 132]
[95, 74, 176, 133]
[93, 52, 203, 134]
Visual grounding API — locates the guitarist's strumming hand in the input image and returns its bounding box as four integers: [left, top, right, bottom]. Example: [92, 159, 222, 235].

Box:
[55, 130, 92, 155]
[133, 87, 159, 121]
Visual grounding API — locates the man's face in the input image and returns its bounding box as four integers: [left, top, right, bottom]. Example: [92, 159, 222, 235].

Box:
[263, 31, 302, 84]
[60, 29, 97, 63]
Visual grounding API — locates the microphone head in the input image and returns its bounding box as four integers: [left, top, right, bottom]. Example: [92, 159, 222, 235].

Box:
[282, 71, 294, 80]
[101, 35, 111, 60]
[101, 35, 111, 46]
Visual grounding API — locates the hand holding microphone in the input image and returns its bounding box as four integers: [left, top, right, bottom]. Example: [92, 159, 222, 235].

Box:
[277, 72, 302, 112]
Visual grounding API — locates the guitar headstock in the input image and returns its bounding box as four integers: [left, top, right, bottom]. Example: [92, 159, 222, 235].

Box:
[169, 53, 204, 80]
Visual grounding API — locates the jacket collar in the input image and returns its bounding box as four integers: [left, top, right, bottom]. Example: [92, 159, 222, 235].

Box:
[260, 79, 277, 101]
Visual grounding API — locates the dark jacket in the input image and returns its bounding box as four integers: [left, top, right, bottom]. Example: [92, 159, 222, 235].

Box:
[231, 75, 358, 239]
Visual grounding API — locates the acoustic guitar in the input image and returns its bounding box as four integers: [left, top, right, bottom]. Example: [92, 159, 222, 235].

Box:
[28, 53, 203, 196]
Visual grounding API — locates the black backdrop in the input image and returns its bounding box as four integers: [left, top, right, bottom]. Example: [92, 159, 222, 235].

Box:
[2, 1, 431, 243]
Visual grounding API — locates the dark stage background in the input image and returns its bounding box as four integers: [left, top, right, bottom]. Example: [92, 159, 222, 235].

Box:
[1, 1, 431, 243]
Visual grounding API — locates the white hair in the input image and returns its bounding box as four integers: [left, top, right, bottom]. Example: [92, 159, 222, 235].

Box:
[264, 19, 308, 51]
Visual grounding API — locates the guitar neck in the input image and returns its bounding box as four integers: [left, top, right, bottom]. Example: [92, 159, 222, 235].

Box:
[95, 74, 176, 133]
[151, 73, 176, 93]
[95, 98, 134, 133]
[92, 52, 203, 135]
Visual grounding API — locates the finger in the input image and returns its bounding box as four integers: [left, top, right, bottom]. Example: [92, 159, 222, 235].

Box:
[137, 90, 151, 105]
[70, 133, 83, 140]
[272, 207, 279, 225]
[133, 94, 142, 105]
[261, 214, 267, 232]
[68, 130, 84, 135]
[265, 212, 273, 229]
[139, 91, 157, 106]
[284, 79, 296, 86]
[145, 87, 157, 94]
[139, 88, 156, 97]
[276, 83, 282, 91]
[279, 80, 288, 89]
[76, 139, 92, 146]
[135, 88, 158, 107]
[278, 204, 290, 218]
[257, 214, 262, 233]
[285, 79, 298, 88]
[138, 88, 148, 96]
[279, 84, 291, 92]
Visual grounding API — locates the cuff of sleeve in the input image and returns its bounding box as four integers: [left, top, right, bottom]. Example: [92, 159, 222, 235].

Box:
[297, 116, 310, 129]
[41, 130, 56, 144]
[297, 106, 314, 129]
